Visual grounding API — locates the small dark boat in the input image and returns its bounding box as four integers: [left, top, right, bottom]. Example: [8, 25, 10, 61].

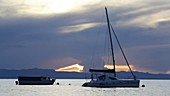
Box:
[15, 76, 55, 85]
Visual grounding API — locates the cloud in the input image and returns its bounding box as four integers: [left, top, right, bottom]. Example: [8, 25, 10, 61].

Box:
[104, 64, 135, 72]
[0, 0, 170, 74]
[43, 57, 82, 69]
[122, 10, 170, 28]
[0, 0, 102, 17]
[55, 64, 84, 72]
[120, 44, 170, 73]
[58, 23, 100, 33]
[166, 70, 170, 74]
[84, 0, 170, 29]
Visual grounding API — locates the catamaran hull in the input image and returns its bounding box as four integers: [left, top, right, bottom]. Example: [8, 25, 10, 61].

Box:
[82, 80, 140, 88]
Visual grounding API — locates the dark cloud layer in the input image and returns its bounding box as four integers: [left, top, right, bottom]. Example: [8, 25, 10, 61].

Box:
[0, 0, 170, 73]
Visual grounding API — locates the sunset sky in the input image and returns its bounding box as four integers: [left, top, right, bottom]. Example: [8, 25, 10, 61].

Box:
[0, 0, 170, 74]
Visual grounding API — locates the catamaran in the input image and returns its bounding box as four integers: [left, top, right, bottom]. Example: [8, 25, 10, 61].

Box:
[82, 7, 140, 88]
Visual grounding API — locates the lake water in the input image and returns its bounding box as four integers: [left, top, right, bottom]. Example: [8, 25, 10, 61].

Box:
[0, 79, 169, 96]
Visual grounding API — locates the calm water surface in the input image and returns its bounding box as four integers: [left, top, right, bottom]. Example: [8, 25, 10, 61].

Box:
[0, 79, 169, 96]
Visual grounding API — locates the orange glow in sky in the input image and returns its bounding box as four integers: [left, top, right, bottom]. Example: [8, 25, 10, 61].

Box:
[55, 64, 135, 72]
[55, 64, 84, 72]
[104, 64, 135, 72]
[166, 70, 170, 74]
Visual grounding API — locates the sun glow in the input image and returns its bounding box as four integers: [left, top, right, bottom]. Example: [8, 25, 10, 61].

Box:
[18, 0, 101, 15]
[166, 70, 170, 74]
[55, 64, 84, 72]
[104, 64, 135, 72]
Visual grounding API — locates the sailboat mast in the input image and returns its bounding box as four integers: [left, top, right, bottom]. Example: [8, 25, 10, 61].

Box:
[105, 7, 116, 77]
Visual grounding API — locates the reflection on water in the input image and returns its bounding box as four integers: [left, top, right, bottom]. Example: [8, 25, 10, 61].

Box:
[0, 79, 169, 96]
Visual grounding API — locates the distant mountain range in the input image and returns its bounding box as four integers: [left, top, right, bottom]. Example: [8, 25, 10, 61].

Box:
[0, 68, 170, 79]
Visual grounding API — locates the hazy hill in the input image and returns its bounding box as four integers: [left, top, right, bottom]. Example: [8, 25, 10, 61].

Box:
[0, 68, 170, 79]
